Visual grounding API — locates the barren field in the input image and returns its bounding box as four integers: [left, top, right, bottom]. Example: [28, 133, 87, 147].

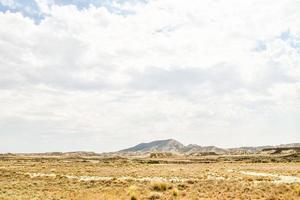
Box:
[0, 156, 300, 200]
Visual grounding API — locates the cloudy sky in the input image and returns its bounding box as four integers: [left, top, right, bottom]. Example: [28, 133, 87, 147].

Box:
[0, 0, 299, 153]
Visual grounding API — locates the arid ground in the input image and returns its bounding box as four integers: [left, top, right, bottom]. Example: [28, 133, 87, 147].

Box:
[0, 155, 300, 200]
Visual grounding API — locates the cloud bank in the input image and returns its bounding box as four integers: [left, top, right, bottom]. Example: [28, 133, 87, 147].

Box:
[0, 0, 300, 152]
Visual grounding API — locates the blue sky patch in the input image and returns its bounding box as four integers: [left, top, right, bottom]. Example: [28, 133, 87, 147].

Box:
[280, 30, 290, 41]
[0, 0, 146, 23]
[0, 0, 43, 22]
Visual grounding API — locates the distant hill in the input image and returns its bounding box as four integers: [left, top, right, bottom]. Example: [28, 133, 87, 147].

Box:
[119, 139, 227, 154]
[2, 140, 299, 156]
[119, 139, 185, 153]
[183, 144, 228, 154]
[277, 143, 300, 148]
[229, 143, 300, 154]
[118, 139, 300, 155]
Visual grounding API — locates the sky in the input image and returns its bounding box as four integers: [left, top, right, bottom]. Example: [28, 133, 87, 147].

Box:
[0, 0, 299, 153]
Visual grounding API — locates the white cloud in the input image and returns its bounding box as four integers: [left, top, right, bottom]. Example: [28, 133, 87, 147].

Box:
[0, 0, 300, 152]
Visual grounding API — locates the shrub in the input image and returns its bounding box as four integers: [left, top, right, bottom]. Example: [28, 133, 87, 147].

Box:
[151, 182, 168, 191]
[172, 188, 179, 197]
[187, 180, 195, 184]
[148, 192, 161, 199]
[128, 185, 138, 200]
[296, 186, 300, 196]
[177, 183, 188, 190]
[130, 194, 138, 200]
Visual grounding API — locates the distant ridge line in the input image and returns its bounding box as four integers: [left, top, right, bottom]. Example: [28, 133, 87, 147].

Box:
[118, 139, 300, 154]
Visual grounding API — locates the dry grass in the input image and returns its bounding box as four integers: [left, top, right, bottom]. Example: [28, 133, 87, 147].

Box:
[171, 188, 179, 197]
[128, 185, 139, 200]
[148, 192, 161, 199]
[0, 155, 299, 199]
[150, 182, 169, 191]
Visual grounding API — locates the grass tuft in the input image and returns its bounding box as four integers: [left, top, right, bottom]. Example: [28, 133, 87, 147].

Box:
[148, 192, 161, 199]
[128, 185, 138, 200]
[151, 182, 168, 191]
[172, 188, 179, 197]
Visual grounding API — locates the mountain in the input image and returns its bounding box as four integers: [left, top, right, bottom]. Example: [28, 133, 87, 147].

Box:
[2, 141, 298, 156]
[119, 139, 300, 155]
[119, 139, 185, 153]
[119, 139, 227, 154]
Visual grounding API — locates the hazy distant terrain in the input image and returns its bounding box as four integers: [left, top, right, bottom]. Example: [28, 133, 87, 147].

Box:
[2, 139, 300, 157]
[119, 139, 228, 154]
[118, 139, 300, 155]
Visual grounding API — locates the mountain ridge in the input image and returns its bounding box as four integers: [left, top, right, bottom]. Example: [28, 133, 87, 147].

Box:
[119, 139, 300, 154]
[119, 139, 185, 153]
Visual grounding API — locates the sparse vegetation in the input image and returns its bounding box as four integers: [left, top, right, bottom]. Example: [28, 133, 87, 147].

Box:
[130, 194, 138, 200]
[0, 155, 299, 199]
[148, 192, 161, 200]
[128, 185, 138, 200]
[151, 182, 168, 191]
[296, 185, 300, 196]
[171, 188, 179, 197]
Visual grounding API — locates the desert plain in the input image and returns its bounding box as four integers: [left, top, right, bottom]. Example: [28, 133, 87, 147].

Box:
[0, 153, 299, 200]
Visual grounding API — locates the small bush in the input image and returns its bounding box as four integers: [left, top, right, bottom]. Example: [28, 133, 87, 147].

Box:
[130, 194, 138, 200]
[296, 186, 300, 196]
[128, 185, 138, 200]
[151, 182, 168, 191]
[148, 192, 161, 199]
[187, 180, 195, 184]
[172, 188, 179, 197]
[177, 183, 188, 190]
